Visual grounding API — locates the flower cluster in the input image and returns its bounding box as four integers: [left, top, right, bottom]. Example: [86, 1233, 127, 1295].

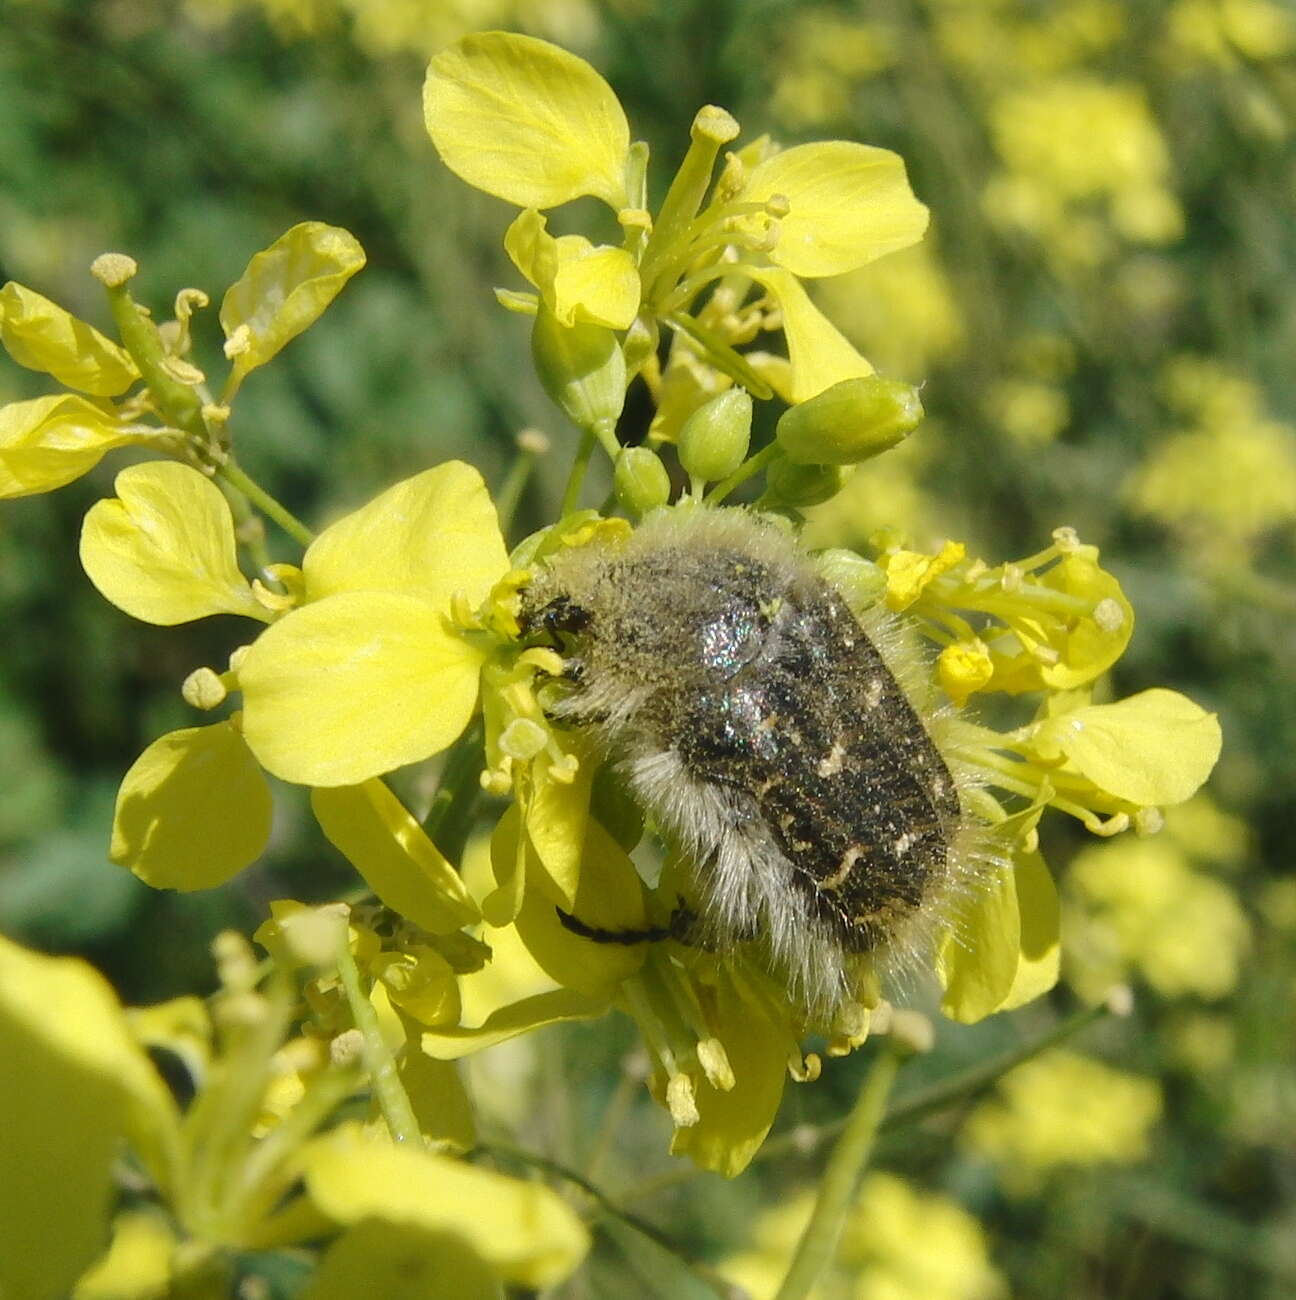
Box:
[0, 22, 1222, 1255]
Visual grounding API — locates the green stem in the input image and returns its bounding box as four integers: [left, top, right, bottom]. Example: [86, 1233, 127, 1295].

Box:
[560, 427, 599, 517]
[422, 717, 486, 864]
[227, 1062, 362, 1232]
[99, 270, 206, 436]
[218, 459, 315, 548]
[494, 433, 547, 537]
[664, 310, 773, 400]
[772, 1042, 904, 1300]
[878, 997, 1115, 1133]
[335, 936, 422, 1145]
[705, 442, 780, 505]
[216, 477, 278, 583]
[585, 1056, 646, 1183]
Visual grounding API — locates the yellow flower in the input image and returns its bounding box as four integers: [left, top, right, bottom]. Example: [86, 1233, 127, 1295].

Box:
[0, 929, 588, 1298]
[722, 1173, 1003, 1300]
[1065, 798, 1251, 1000]
[964, 1048, 1162, 1194]
[984, 77, 1182, 253]
[1129, 361, 1296, 553]
[884, 528, 1134, 695]
[423, 29, 928, 414]
[237, 461, 508, 785]
[82, 458, 507, 910]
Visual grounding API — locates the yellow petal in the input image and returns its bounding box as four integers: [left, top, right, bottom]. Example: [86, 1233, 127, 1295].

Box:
[397, 1052, 476, 1153]
[884, 540, 967, 610]
[111, 722, 273, 890]
[303, 1219, 499, 1300]
[0, 282, 139, 396]
[220, 222, 365, 386]
[665, 980, 788, 1177]
[498, 807, 648, 998]
[302, 1127, 590, 1288]
[0, 935, 178, 1300]
[999, 851, 1061, 1011]
[741, 142, 929, 277]
[746, 267, 873, 402]
[238, 591, 485, 786]
[504, 208, 560, 294]
[303, 462, 508, 611]
[0, 393, 147, 499]
[80, 462, 269, 624]
[1037, 689, 1223, 807]
[1030, 549, 1134, 689]
[424, 31, 630, 211]
[421, 987, 607, 1059]
[938, 863, 1021, 1024]
[73, 1209, 176, 1300]
[311, 781, 480, 933]
[550, 241, 640, 329]
[525, 742, 595, 908]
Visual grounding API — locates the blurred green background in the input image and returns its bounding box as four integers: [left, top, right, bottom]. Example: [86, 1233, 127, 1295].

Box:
[2, 1, 1294, 1296]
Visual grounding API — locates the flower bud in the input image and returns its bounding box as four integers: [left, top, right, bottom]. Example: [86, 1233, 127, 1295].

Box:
[764, 453, 844, 507]
[677, 388, 752, 484]
[614, 446, 671, 515]
[776, 375, 923, 466]
[531, 303, 625, 435]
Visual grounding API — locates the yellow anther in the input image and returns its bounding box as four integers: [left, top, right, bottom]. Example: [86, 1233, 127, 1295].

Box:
[696, 1037, 735, 1091]
[223, 322, 252, 359]
[90, 252, 137, 287]
[666, 1072, 700, 1128]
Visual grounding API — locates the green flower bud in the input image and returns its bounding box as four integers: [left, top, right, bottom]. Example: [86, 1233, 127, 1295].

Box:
[531, 303, 626, 435]
[776, 375, 923, 465]
[677, 388, 752, 484]
[763, 454, 845, 507]
[614, 446, 671, 515]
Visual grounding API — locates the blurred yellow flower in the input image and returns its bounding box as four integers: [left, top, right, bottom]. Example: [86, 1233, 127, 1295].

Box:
[1167, 0, 1295, 67]
[964, 1049, 1162, 1193]
[983, 77, 1182, 257]
[1065, 800, 1251, 1001]
[722, 1173, 1003, 1300]
[1130, 360, 1296, 553]
[770, 8, 897, 129]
